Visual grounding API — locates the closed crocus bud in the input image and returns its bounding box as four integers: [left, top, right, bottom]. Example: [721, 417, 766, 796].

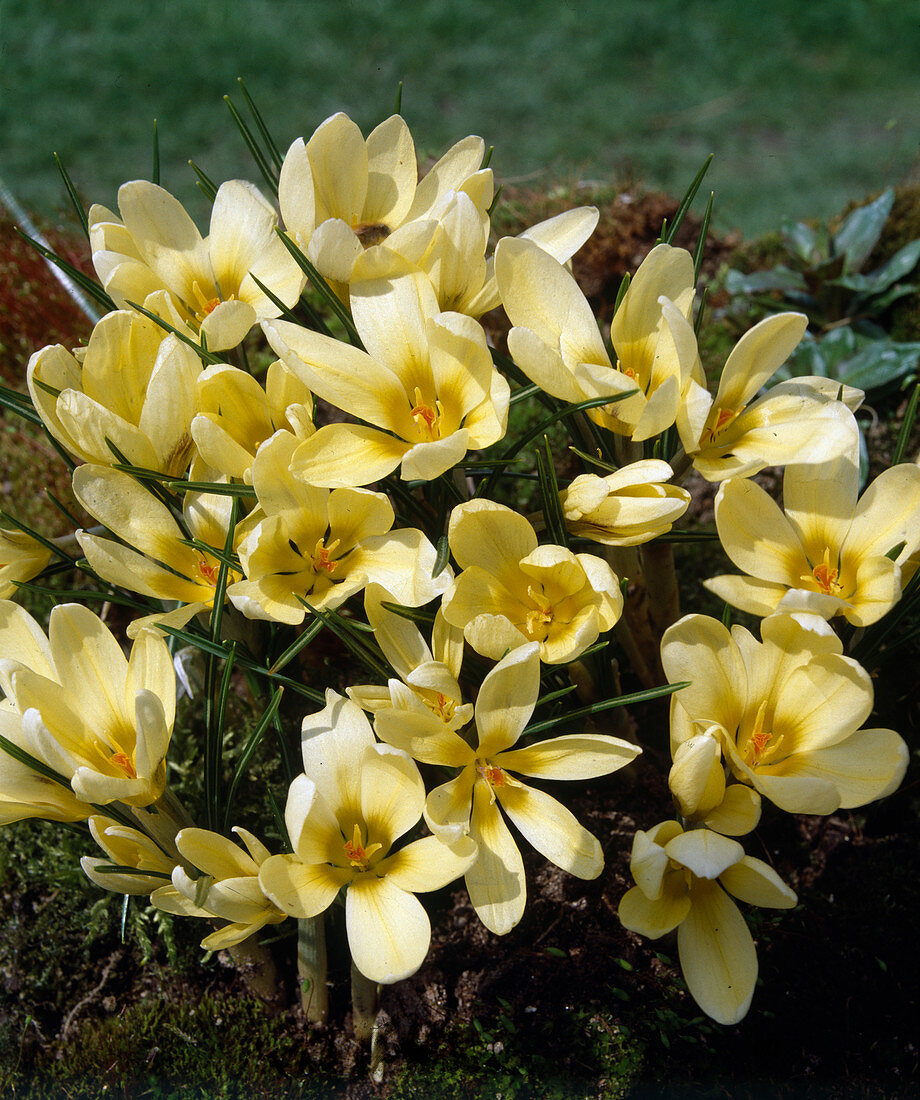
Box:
[668, 731, 761, 837]
[560, 460, 690, 547]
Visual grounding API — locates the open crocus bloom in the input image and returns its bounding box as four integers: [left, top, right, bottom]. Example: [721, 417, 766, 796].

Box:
[259, 692, 476, 983]
[560, 460, 690, 547]
[375, 643, 640, 935]
[28, 313, 200, 476]
[0, 601, 175, 807]
[262, 268, 509, 487]
[228, 431, 453, 624]
[618, 821, 796, 1025]
[191, 360, 315, 483]
[89, 179, 304, 352]
[706, 448, 920, 626]
[495, 239, 702, 442]
[278, 111, 487, 296]
[346, 584, 472, 730]
[441, 499, 623, 664]
[680, 311, 863, 480]
[152, 827, 287, 950]
[660, 612, 908, 815]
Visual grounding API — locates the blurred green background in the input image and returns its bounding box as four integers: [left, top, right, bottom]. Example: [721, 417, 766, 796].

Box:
[1, 0, 919, 237]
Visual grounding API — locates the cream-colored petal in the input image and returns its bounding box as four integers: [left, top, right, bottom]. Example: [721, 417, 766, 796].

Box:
[466, 779, 526, 935]
[473, 642, 540, 756]
[843, 463, 920, 560]
[291, 424, 407, 488]
[618, 882, 690, 938]
[424, 766, 477, 846]
[361, 743, 425, 846]
[660, 615, 746, 740]
[346, 874, 431, 984]
[259, 853, 350, 919]
[506, 327, 586, 404]
[719, 856, 797, 909]
[448, 499, 537, 574]
[306, 218, 363, 285]
[379, 833, 477, 893]
[714, 312, 808, 411]
[278, 137, 316, 240]
[306, 112, 368, 225]
[373, 707, 472, 768]
[364, 114, 417, 227]
[497, 780, 602, 879]
[665, 829, 744, 880]
[404, 134, 485, 223]
[702, 784, 762, 837]
[48, 604, 128, 738]
[703, 575, 789, 618]
[175, 827, 258, 880]
[496, 733, 639, 780]
[766, 727, 908, 809]
[199, 300, 257, 353]
[714, 478, 811, 585]
[677, 880, 757, 1025]
[300, 691, 375, 815]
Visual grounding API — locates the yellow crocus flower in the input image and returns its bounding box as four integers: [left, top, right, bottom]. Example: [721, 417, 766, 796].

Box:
[618, 821, 796, 1025]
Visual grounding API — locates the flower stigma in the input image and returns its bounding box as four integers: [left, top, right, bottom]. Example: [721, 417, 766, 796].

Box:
[343, 823, 383, 870]
[803, 546, 842, 596]
[476, 760, 506, 804]
[312, 538, 340, 576]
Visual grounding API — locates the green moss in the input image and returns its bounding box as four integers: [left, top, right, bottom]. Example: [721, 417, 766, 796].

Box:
[390, 1004, 646, 1100]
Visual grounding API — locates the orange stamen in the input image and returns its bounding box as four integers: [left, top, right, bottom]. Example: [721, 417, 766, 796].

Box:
[410, 387, 441, 440]
[111, 752, 137, 779]
[312, 538, 340, 576]
[805, 547, 841, 595]
[198, 559, 219, 586]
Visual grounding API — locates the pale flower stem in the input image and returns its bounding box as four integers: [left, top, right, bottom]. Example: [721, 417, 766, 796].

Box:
[298, 915, 329, 1024]
[641, 539, 681, 637]
[606, 545, 664, 688]
[613, 434, 643, 467]
[350, 960, 381, 1045]
[226, 934, 284, 1007]
[130, 787, 197, 860]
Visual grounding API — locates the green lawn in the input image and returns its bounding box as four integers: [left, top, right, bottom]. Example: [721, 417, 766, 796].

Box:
[2, 1, 920, 236]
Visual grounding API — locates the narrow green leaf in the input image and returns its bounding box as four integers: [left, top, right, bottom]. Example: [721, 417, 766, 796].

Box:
[224, 94, 278, 194]
[95, 864, 172, 880]
[152, 118, 160, 185]
[393, 81, 403, 115]
[522, 680, 688, 738]
[893, 382, 920, 465]
[249, 270, 302, 325]
[0, 508, 76, 564]
[536, 435, 568, 547]
[432, 534, 451, 578]
[662, 155, 713, 245]
[236, 78, 283, 171]
[188, 160, 219, 202]
[693, 192, 714, 283]
[166, 479, 255, 498]
[380, 600, 436, 626]
[223, 687, 285, 834]
[15, 228, 114, 312]
[0, 731, 73, 788]
[612, 272, 631, 314]
[269, 616, 325, 674]
[52, 153, 89, 239]
[300, 599, 392, 683]
[275, 230, 362, 346]
[487, 183, 502, 218]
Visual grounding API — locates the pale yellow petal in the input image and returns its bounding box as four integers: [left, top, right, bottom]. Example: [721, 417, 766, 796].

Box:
[259, 853, 350, 919]
[346, 874, 431, 984]
[497, 780, 602, 879]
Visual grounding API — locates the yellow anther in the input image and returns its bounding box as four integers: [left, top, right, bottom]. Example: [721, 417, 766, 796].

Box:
[425, 691, 456, 722]
[524, 584, 554, 639]
[410, 386, 441, 440]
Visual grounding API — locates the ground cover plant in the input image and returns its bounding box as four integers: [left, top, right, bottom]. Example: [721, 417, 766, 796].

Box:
[1, 87, 919, 1097]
